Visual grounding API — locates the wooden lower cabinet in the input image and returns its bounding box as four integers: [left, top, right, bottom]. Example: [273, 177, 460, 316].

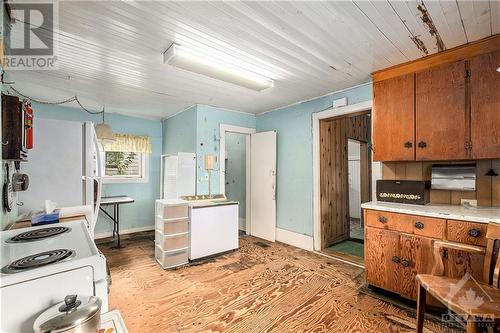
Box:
[365, 227, 433, 299]
[364, 209, 488, 301]
[365, 228, 401, 293]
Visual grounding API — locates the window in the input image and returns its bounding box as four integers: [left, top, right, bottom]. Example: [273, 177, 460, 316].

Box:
[102, 151, 149, 183]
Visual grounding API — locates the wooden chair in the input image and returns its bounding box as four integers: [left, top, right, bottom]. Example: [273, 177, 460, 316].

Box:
[416, 221, 500, 333]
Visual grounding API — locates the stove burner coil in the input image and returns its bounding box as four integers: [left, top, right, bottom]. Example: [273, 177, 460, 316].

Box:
[7, 226, 71, 243]
[2, 249, 75, 273]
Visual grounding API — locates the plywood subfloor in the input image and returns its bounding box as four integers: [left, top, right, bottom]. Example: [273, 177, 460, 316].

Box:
[98, 234, 461, 333]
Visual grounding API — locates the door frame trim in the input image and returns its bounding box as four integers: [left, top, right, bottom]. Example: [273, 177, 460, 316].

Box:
[219, 124, 256, 233]
[312, 100, 372, 251]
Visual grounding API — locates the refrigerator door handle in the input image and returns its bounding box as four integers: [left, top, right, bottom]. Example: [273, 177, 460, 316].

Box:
[91, 126, 103, 236]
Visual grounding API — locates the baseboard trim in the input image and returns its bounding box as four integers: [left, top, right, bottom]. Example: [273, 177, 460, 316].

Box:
[276, 228, 314, 251]
[94, 225, 154, 239]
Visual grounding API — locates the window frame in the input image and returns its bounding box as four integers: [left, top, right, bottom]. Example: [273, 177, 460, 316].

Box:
[101, 151, 149, 184]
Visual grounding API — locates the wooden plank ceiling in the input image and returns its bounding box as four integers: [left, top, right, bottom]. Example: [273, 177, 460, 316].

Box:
[6, 1, 499, 119]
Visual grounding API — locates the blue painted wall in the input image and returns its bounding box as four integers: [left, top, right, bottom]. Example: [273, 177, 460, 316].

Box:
[30, 103, 162, 235]
[196, 105, 255, 195]
[162, 105, 197, 155]
[256, 83, 372, 236]
[162, 104, 256, 195]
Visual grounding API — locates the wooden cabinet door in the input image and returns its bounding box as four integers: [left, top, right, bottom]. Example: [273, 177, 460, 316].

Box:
[398, 235, 433, 300]
[365, 227, 401, 293]
[470, 50, 500, 159]
[415, 61, 467, 160]
[373, 74, 415, 161]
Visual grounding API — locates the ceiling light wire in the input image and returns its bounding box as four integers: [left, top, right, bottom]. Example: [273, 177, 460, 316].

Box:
[7, 86, 104, 115]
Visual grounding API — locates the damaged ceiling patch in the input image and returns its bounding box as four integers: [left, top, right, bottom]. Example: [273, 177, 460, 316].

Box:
[417, 2, 446, 52]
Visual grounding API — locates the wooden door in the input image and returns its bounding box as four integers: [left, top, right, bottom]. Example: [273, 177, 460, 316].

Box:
[373, 74, 415, 161]
[365, 227, 401, 293]
[398, 234, 433, 300]
[320, 118, 348, 247]
[415, 61, 467, 160]
[470, 50, 500, 159]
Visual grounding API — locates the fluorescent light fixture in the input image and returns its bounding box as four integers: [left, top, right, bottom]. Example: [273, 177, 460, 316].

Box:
[163, 43, 273, 91]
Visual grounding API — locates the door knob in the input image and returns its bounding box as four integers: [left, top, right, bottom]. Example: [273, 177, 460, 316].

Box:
[404, 141, 413, 148]
[418, 141, 427, 148]
[391, 256, 400, 263]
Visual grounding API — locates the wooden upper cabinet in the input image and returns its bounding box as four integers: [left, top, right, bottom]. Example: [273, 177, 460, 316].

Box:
[373, 74, 414, 161]
[470, 50, 500, 159]
[415, 61, 467, 161]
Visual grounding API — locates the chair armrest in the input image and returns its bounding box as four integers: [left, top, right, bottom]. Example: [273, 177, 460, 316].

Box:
[431, 241, 486, 276]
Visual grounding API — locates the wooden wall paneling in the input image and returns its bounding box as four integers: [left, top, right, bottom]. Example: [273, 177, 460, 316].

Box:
[415, 60, 467, 160]
[320, 114, 371, 249]
[450, 191, 476, 205]
[382, 162, 397, 179]
[493, 160, 500, 207]
[430, 190, 452, 204]
[476, 160, 493, 206]
[372, 74, 415, 161]
[405, 162, 424, 180]
[470, 50, 500, 159]
[320, 120, 331, 249]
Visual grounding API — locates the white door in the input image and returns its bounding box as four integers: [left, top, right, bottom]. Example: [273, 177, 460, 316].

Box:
[250, 131, 277, 242]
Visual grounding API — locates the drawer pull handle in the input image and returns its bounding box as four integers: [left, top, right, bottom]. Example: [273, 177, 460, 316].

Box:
[468, 228, 481, 238]
[391, 256, 400, 264]
[401, 259, 411, 268]
[415, 222, 425, 230]
[378, 216, 388, 224]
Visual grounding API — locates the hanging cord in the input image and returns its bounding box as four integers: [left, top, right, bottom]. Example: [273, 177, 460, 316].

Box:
[8, 86, 104, 115]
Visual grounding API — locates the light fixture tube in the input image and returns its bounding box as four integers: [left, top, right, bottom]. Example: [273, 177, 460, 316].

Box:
[163, 43, 273, 91]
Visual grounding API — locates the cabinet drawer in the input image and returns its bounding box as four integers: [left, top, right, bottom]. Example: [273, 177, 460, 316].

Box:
[155, 231, 189, 252]
[155, 245, 189, 269]
[411, 215, 446, 239]
[446, 220, 488, 247]
[156, 202, 188, 219]
[365, 209, 413, 233]
[156, 217, 189, 235]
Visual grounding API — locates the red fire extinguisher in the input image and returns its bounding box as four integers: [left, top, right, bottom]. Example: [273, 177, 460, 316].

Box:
[24, 102, 34, 149]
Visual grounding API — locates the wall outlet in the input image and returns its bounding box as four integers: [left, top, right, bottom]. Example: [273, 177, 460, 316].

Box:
[461, 199, 477, 207]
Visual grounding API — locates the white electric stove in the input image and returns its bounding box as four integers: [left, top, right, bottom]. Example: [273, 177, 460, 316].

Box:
[0, 220, 109, 333]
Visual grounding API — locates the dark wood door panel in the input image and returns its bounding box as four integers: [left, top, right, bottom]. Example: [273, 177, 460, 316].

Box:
[373, 74, 415, 161]
[470, 50, 500, 159]
[416, 61, 467, 160]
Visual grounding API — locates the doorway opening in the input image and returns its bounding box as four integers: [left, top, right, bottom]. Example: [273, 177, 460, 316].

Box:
[224, 132, 247, 232]
[319, 111, 372, 264]
[219, 124, 255, 235]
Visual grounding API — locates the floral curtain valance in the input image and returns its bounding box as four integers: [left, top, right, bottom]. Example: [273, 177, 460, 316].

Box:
[102, 134, 152, 154]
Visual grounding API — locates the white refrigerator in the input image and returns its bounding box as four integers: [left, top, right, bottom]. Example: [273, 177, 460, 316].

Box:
[18, 118, 103, 234]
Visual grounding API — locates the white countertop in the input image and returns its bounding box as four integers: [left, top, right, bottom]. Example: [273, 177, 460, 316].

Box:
[361, 201, 500, 224]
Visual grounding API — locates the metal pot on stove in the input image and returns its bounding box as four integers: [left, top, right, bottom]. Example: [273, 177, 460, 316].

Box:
[33, 295, 102, 333]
